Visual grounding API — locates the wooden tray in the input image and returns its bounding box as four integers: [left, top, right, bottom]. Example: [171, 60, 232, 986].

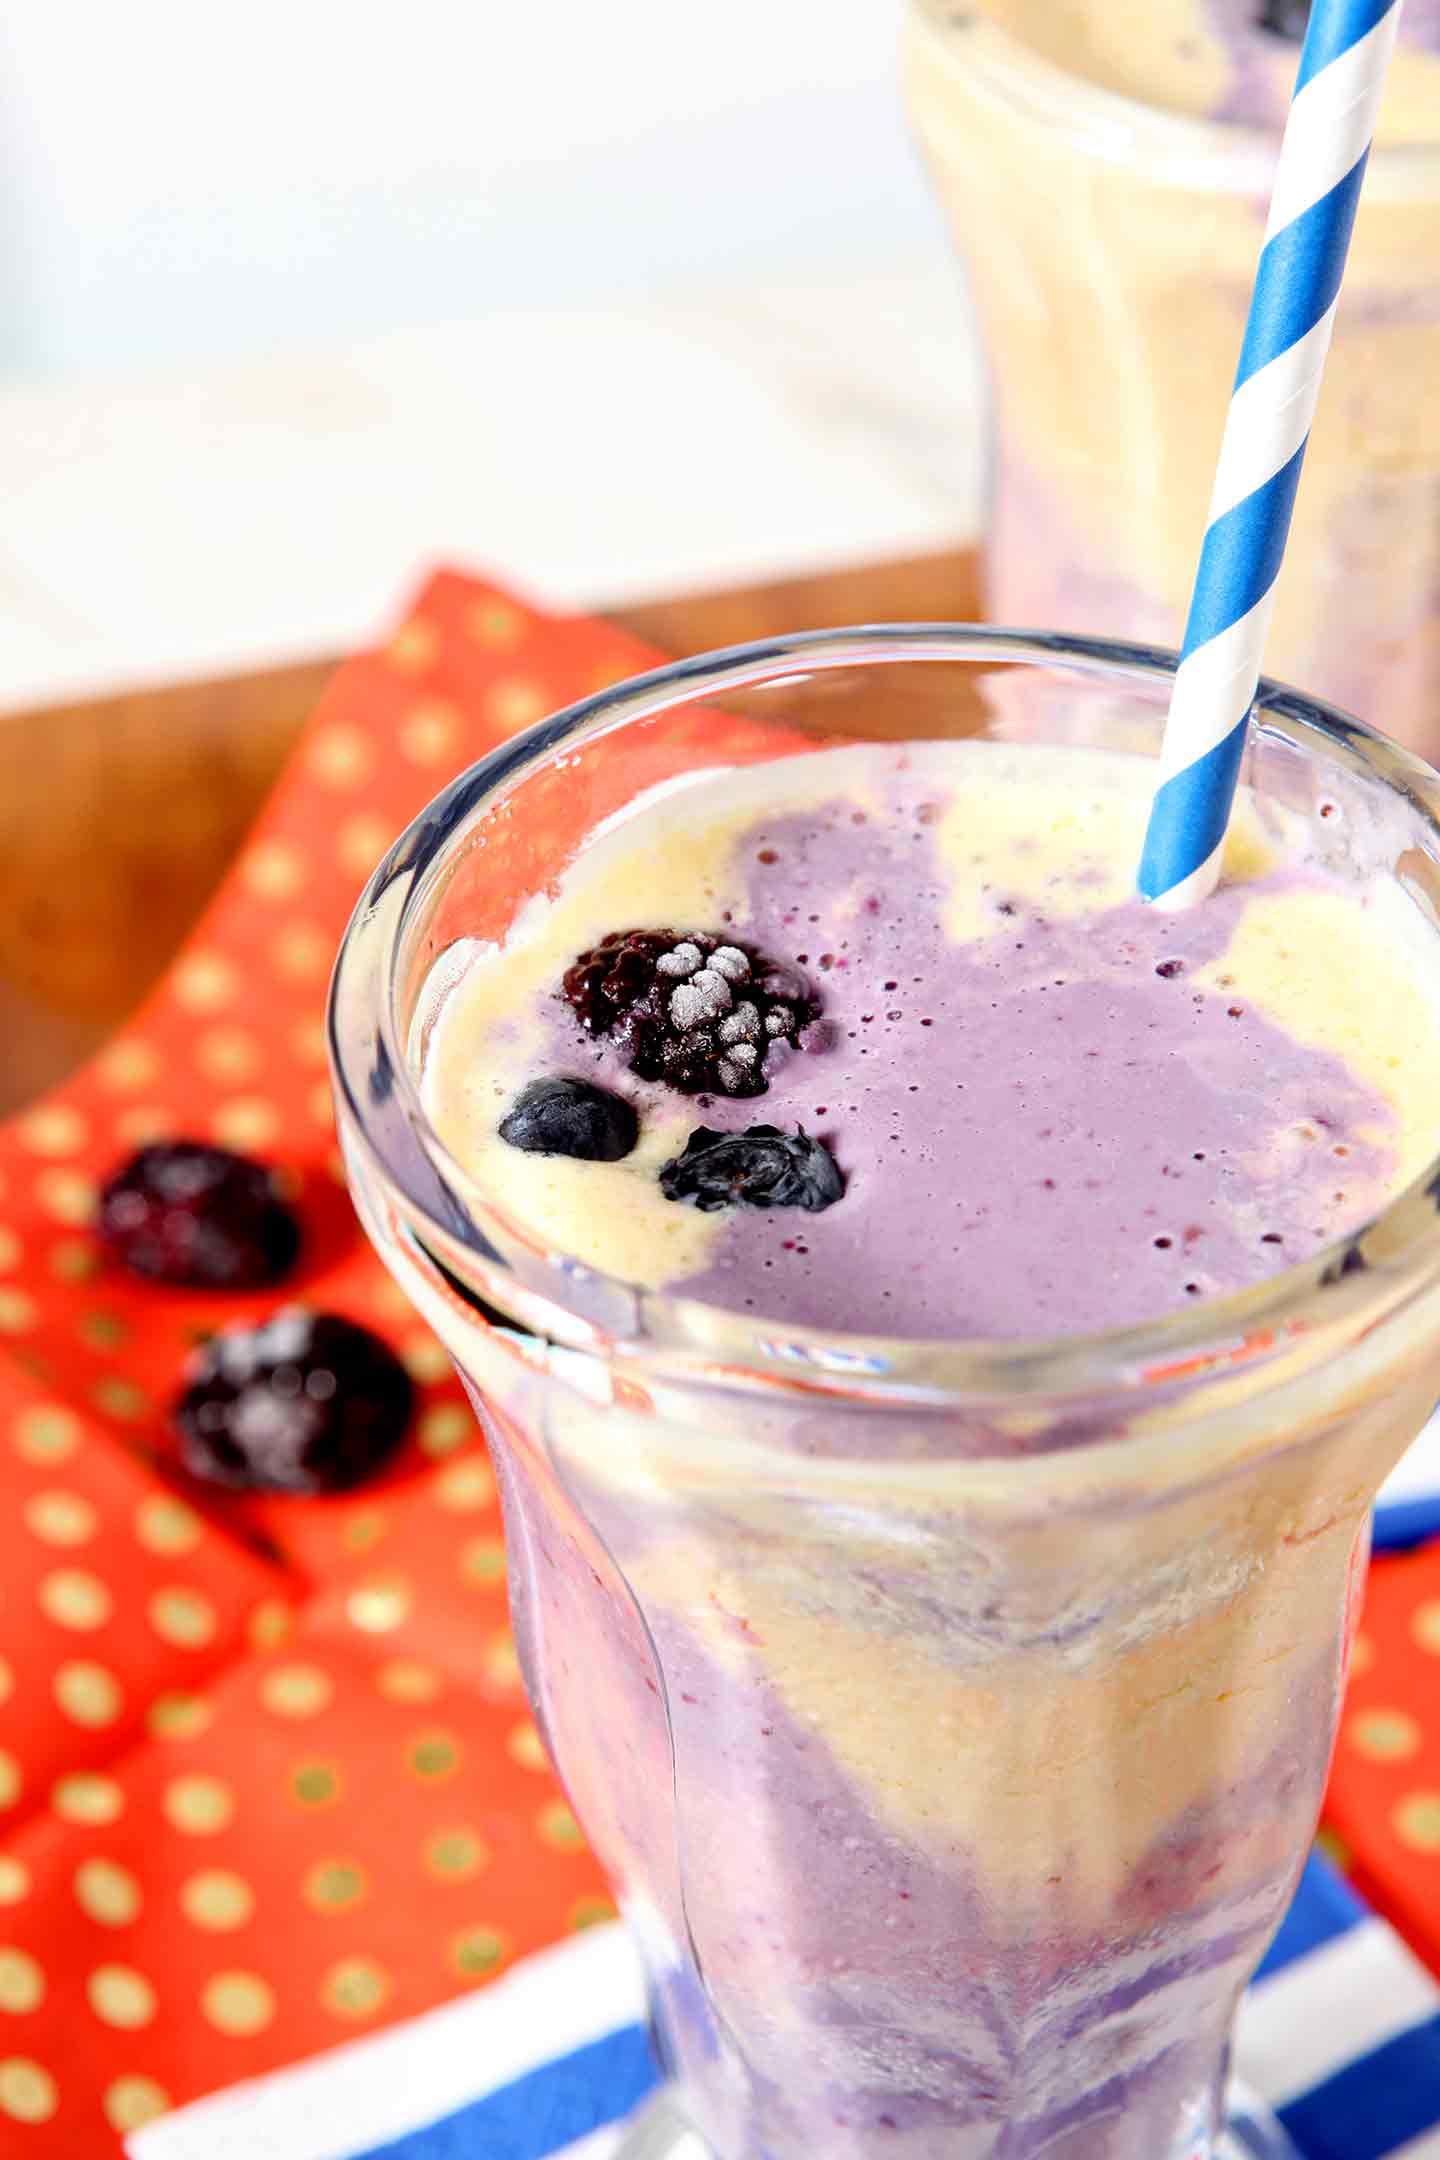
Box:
[0, 548, 976, 1116]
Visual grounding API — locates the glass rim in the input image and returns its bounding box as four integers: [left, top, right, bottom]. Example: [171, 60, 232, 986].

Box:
[328, 623, 1440, 1407]
[901, 0, 1440, 192]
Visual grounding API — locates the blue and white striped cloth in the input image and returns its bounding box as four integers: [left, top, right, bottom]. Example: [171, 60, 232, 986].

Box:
[1376, 1410, 1440, 1552]
[128, 1846, 1440, 2160]
[125, 1430, 1440, 2160]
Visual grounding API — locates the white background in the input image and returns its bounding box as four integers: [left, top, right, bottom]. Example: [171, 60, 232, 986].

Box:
[0, 0, 984, 709]
[0, 0, 939, 380]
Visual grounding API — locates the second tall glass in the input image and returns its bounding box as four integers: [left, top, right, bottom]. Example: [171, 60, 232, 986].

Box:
[902, 2, 1440, 759]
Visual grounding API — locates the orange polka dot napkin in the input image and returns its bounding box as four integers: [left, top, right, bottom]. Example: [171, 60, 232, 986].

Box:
[0, 567, 1438, 2153]
[0, 571, 673, 2150]
[1326, 1543, 1440, 1977]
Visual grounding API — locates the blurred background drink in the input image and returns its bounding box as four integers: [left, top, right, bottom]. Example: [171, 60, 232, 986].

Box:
[902, 1, 1440, 756]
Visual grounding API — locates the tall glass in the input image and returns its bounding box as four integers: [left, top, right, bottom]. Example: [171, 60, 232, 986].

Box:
[901, 3, 1440, 759]
[330, 631, 1440, 2159]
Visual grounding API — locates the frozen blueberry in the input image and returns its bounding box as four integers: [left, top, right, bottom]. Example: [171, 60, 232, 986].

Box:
[99, 1142, 301, 1289]
[174, 1308, 413, 1493]
[498, 1076, 639, 1161]
[659, 1125, 844, 1213]
[1256, 0, 1310, 37]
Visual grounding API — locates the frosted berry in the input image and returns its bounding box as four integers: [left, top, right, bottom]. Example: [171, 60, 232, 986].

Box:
[174, 1309, 413, 1493]
[99, 1142, 300, 1289]
[562, 930, 815, 1096]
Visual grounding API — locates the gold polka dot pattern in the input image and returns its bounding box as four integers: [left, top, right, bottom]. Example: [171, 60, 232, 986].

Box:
[1327, 1546, 1440, 1979]
[0, 1288, 37, 1334]
[536, 1801, 586, 1853]
[248, 1598, 295, 1651]
[104, 2074, 171, 2132]
[53, 1661, 123, 1729]
[147, 1691, 213, 1742]
[0, 1948, 45, 2013]
[0, 2057, 57, 2123]
[38, 1568, 112, 1631]
[1394, 1793, 1440, 1853]
[201, 1971, 275, 2037]
[135, 1492, 205, 1554]
[12, 1405, 80, 1464]
[450, 1925, 507, 1981]
[180, 1870, 255, 1934]
[303, 1859, 367, 1913]
[399, 701, 462, 766]
[242, 841, 307, 902]
[406, 1730, 462, 1783]
[419, 1404, 471, 1458]
[87, 1964, 157, 2030]
[321, 1955, 391, 2020]
[340, 1506, 387, 1554]
[289, 1760, 344, 1811]
[570, 1895, 619, 1932]
[425, 1829, 489, 1883]
[434, 1458, 494, 1511]
[25, 1491, 98, 1547]
[97, 1039, 159, 1091]
[163, 1776, 235, 1837]
[507, 1722, 549, 1773]
[1347, 1708, 1422, 1763]
[74, 1860, 142, 1929]
[345, 1575, 413, 1634]
[259, 1663, 333, 1719]
[173, 952, 240, 1014]
[402, 1334, 452, 1386]
[19, 1108, 88, 1159]
[376, 1659, 443, 1705]
[387, 619, 439, 671]
[148, 1587, 219, 1650]
[52, 1773, 122, 1825]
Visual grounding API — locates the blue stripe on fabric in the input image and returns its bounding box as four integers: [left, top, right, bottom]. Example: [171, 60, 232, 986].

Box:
[351, 2024, 659, 2160]
[1138, 713, 1251, 900]
[1295, 0, 1399, 93]
[1278, 2012, 1440, 2159]
[1180, 441, 1309, 657]
[1253, 1853, 1366, 1984]
[1373, 1495, 1440, 1552]
[1227, 2104, 1304, 2158]
[1235, 154, 1371, 386]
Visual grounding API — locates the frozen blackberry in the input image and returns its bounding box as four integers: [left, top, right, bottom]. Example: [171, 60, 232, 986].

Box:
[99, 1142, 301, 1289]
[1256, 0, 1309, 37]
[498, 1076, 638, 1161]
[174, 1308, 414, 1493]
[659, 1125, 844, 1213]
[562, 930, 815, 1096]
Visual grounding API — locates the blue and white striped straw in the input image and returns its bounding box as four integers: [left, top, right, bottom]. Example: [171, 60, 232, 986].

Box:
[1138, 0, 1404, 908]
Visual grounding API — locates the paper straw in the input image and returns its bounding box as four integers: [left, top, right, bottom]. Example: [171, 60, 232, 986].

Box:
[1137, 0, 1404, 908]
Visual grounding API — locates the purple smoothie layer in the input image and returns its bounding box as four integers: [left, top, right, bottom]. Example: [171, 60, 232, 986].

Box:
[480, 1392, 1340, 2158]
[534, 776, 1392, 1340]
